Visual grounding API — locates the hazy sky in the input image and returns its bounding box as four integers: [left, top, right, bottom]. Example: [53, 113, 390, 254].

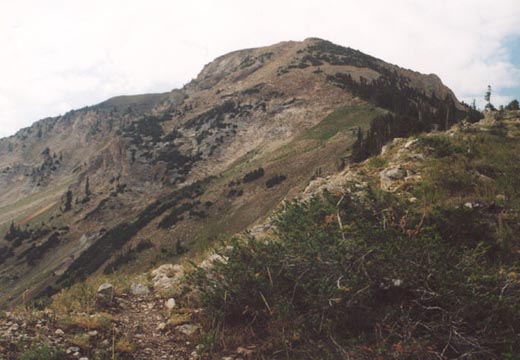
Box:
[1, 0, 519, 138]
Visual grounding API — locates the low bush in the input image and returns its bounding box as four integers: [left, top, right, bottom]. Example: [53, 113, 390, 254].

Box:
[417, 135, 465, 157]
[242, 168, 265, 183]
[191, 190, 520, 358]
[265, 175, 287, 188]
[20, 344, 66, 360]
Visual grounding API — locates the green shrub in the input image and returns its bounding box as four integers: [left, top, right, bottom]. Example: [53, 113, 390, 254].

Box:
[242, 167, 265, 183]
[265, 175, 287, 188]
[191, 190, 520, 358]
[417, 135, 465, 157]
[20, 344, 66, 360]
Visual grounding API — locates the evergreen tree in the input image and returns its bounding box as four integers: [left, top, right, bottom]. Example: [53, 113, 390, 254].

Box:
[85, 177, 91, 198]
[484, 85, 495, 110]
[505, 99, 519, 111]
[64, 190, 73, 212]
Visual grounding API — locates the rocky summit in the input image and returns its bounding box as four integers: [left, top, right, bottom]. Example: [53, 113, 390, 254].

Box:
[4, 39, 519, 359]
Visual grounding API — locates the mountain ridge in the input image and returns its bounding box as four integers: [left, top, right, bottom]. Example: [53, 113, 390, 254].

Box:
[0, 38, 467, 308]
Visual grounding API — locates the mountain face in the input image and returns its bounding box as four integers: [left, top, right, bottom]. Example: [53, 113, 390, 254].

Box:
[0, 38, 466, 307]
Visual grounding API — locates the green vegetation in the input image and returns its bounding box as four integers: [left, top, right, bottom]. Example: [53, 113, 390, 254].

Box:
[20, 344, 66, 360]
[191, 120, 520, 358]
[242, 167, 265, 183]
[505, 99, 519, 111]
[265, 174, 287, 188]
[416, 134, 466, 158]
[414, 129, 520, 207]
[304, 105, 384, 142]
[50, 177, 213, 292]
[366, 155, 388, 168]
[192, 186, 520, 358]
[103, 239, 155, 274]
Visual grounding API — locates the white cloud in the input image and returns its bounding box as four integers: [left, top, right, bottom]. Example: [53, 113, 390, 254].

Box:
[0, 0, 519, 137]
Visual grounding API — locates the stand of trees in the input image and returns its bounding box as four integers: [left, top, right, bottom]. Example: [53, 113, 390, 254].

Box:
[327, 73, 465, 162]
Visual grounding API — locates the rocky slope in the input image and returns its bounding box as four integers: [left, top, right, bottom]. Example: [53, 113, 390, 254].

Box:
[0, 38, 466, 308]
[2, 110, 519, 359]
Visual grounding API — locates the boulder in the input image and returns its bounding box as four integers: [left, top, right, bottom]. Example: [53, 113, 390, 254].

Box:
[176, 324, 199, 336]
[97, 283, 113, 297]
[130, 282, 150, 296]
[96, 283, 114, 306]
[382, 166, 406, 180]
[151, 264, 184, 291]
[380, 166, 407, 191]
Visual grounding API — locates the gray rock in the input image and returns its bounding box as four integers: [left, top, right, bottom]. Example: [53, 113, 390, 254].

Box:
[151, 264, 184, 291]
[97, 283, 114, 298]
[130, 283, 150, 296]
[176, 324, 199, 336]
[66, 346, 80, 354]
[380, 166, 407, 191]
[382, 166, 406, 180]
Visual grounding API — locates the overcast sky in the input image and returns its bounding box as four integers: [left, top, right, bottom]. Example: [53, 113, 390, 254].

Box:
[0, 0, 519, 138]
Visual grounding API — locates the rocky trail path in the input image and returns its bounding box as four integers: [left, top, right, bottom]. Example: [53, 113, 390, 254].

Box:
[0, 264, 203, 360]
[116, 292, 198, 359]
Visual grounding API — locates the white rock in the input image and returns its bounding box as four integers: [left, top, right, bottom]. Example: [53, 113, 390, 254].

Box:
[392, 279, 404, 287]
[165, 298, 176, 310]
[54, 328, 64, 336]
[404, 139, 418, 149]
[464, 202, 473, 209]
[156, 322, 167, 331]
[67, 346, 80, 354]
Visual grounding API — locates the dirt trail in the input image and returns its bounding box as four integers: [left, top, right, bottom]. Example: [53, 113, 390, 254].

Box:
[117, 294, 197, 359]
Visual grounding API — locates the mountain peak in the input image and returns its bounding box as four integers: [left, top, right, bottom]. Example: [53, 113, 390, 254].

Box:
[0, 39, 467, 310]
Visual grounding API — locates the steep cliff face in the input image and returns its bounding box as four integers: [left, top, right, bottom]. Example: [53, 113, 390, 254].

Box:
[0, 38, 466, 307]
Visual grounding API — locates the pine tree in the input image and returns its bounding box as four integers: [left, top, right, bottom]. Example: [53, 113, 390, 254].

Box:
[64, 190, 73, 212]
[85, 177, 91, 198]
[505, 99, 519, 111]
